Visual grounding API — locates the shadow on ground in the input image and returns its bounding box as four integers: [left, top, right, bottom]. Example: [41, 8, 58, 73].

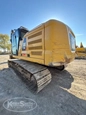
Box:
[0, 67, 86, 115]
[49, 67, 74, 89]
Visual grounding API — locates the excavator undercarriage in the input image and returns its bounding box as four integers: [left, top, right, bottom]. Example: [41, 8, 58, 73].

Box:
[8, 59, 52, 93]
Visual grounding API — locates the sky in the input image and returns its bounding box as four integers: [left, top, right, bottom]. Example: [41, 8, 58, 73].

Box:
[0, 0, 86, 47]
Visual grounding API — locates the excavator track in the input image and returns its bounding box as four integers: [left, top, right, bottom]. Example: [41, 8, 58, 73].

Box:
[8, 59, 52, 93]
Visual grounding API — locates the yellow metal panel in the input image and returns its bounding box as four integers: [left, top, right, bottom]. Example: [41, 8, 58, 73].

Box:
[44, 20, 75, 65]
[12, 55, 44, 64]
[28, 42, 42, 48]
[21, 24, 45, 61]
[28, 36, 42, 43]
[17, 19, 75, 66]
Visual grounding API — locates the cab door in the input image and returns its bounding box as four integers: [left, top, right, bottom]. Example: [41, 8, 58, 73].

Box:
[11, 30, 19, 55]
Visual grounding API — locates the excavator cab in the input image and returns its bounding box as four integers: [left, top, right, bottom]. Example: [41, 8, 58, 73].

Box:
[10, 27, 28, 55]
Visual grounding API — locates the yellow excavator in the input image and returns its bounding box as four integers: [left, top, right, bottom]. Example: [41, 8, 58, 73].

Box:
[8, 19, 76, 93]
[76, 42, 86, 59]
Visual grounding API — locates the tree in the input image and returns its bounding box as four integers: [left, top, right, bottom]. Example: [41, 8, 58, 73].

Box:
[75, 45, 78, 48]
[0, 34, 11, 52]
[80, 42, 84, 48]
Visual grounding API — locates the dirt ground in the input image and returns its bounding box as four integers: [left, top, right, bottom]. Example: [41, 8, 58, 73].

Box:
[0, 55, 86, 115]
